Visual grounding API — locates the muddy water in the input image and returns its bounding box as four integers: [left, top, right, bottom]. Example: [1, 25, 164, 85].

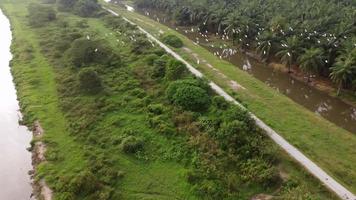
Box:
[139, 8, 356, 133]
[0, 9, 33, 200]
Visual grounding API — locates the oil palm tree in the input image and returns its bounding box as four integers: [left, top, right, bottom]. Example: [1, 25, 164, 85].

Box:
[298, 48, 324, 82]
[330, 49, 356, 95]
[276, 36, 303, 73]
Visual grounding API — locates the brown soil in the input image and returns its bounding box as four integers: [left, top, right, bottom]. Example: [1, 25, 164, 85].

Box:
[31, 121, 53, 200]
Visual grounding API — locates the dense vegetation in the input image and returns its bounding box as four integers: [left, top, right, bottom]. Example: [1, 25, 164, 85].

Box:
[2, 0, 337, 199]
[134, 0, 356, 95]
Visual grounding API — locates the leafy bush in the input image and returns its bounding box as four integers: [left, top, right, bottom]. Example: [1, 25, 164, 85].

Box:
[28, 3, 56, 27]
[66, 38, 120, 67]
[162, 34, 183, 48]
[165, 59, 186, 80]
[150, 55, 170, 79]
[78, 67, 102, 93]
[212, 96, 229, 110]
[74, 0, 100, 17]
[147, 104, 164, 115]
[57, 0, 77, 11]
[166, 80, 210, 111]
[131, 37, 152, 54]
[120, 136, 144, 154]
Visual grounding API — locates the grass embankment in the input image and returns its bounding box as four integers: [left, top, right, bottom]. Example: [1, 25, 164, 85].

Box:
[102, 2, 356, 193]
[1, 1, 194, 199]
[0, 0, 87, 192]
[0, 0, 341, 199]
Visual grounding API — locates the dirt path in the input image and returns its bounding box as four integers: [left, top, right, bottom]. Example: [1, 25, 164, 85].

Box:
[103, 6, 356, 200]
[32, 121, 53, 200]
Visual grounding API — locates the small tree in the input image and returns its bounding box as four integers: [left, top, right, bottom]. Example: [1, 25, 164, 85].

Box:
[74, 0, 100, 17]
[28, 3, 56, 27]
[78, 67, 102, 93]
[162, 34, 184, 48]
[151, 55, 169, 79]
[166, 80, 211, 111]
[165, 59, 186, 80]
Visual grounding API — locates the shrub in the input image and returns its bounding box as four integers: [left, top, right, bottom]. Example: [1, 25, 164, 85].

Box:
[131, 37, 152, 54]
[66, 38, 120, 67]
[165, 59, 186, 80]
[57, 0, 77, 11]
[145, 54, 159, 66]
[74, 0, 101, 17]
[167, 80, 211, 111]
[151, 55, 170, 79]
[120, 136, 144, 154]
[166, 78, 210, 101]
[78, 67, 102, 93]
[212, 96, 229, 110]
[162, 34, 183, 48]
[147, 104, 164, 115]
[70, 170, 100, 194]
[28, 3, 56, 27]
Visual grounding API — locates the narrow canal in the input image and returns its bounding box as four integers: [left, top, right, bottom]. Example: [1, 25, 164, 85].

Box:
[0, 9, 33, 200]
[135, 7, 356, 133]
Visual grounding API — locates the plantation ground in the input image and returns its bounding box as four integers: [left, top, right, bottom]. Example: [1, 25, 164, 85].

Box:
[101, 1, 356, 193]
[0, 0, 349, 199]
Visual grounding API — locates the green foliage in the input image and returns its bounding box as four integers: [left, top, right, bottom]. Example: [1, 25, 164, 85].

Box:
[165, 59, 187, 80]
[150, 54, 170, 79]
[166, 80, 211, 111]
[74, 0, 100, 17]
[7, 1, 336, 199]
[120, 136, 144, 154]
[131, 37, 152, 54]
[66, 38, 120, 67]
[27, 3, 56, 27]
[57, 0, 77, 11]
[135, 0, 356, 91]
[78, 67, 102, 93]
[162, 34, 184, 48]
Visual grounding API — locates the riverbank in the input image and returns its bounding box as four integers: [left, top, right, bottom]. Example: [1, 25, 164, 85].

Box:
[102, 1, 356, 194]
[0, 8, 33, 200]
[0, 1, 87, 199]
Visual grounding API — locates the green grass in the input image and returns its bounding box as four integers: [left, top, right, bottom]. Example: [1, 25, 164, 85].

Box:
[0, 0, 87, 191]
[1, 1, 197, 199]
[101, 1, 356, 194]
[0, 0, 347, 199]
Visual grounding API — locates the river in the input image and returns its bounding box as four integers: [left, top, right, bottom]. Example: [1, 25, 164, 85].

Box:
[136, 8, 356, 134]
[0, 9, 33, 200]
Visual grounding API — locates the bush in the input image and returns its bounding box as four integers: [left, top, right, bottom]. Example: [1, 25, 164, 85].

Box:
[167, 80, 211, 111]
[165, 59, 186, 80]
[165, 79, 210, 101]
[162, 34, 183, 48]
[151, 55, 170, 79]
[28, 3, 56, 27]
[57, 0, 77, 11]
[212, 96, 229, 110]
[120, 136, 144, 154]
[66, 38, 120, 67]
[78, 67, 102, 93]
[131, 37, 152, 54]
[74, 0, 100, 17]
[70, 170, 100, 194]
[147, 104, 164, 115]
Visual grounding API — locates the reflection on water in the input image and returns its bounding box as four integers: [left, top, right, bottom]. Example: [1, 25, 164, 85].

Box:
[140, 8, 356, 133]
[0, 9, 33, 200]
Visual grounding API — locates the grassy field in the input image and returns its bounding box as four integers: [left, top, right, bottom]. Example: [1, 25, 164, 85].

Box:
[1, 1, 196, 199]
[0, 0, 349, 199]
[102, 1, 356, 193]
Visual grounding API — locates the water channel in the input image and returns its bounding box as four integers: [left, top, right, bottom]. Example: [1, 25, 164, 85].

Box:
[0, 9, 33, 200]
